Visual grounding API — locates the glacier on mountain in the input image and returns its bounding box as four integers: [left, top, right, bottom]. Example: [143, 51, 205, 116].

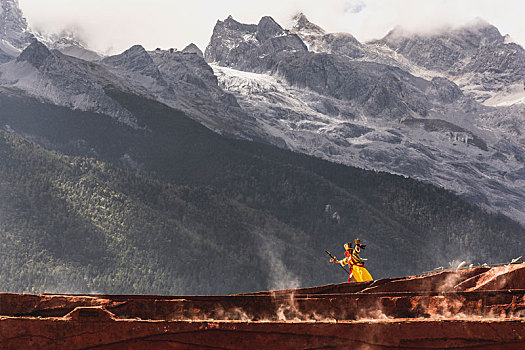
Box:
[206, 14, 525, 227]
[0, 0, 524, 228]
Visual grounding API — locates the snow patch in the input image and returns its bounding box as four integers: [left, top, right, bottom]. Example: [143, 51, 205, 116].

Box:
[0, 38, 19, 56]
[0, 60, 139, 128]
[242, 33, 257, 44]
[213, 63, 525, 227]
[483, 83, 525, 106]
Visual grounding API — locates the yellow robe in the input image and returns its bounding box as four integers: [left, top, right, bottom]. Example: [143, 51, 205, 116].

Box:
[338, 252, 373, 282]
[351, 264, 373, 282]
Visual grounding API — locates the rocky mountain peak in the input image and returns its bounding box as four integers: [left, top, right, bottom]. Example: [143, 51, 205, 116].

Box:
[182, 43, 203, 57]
[378, 18, 510, 73]
[16, 39, 51, 68]
[124, 44, 148, 55]
[1, 1, 101, 62]
[32, 28, 101, 62]
[219, 14, 257, 33]
[256, 16, 284, 42]
[383, 18, 503, 48]
[453, 18, 503, 47]
[290, 13, 326, 36]
[205, 15, 258, 65]
[288, 13, 363, 58]
[40, 28, 88, 51]
[103, 45, 155, 72]
[0, 0, 34, 51]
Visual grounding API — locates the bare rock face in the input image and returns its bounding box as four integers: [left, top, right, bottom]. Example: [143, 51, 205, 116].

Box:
[16, 40, 50, 68]
[206, 15, 433, 120]
[204, 14, 307, 72]
[290, 13, 365, 58]
[378, 19, 504, 72]
[204, 15, 259, 67]
[1, 264, 525, 348]
[0, 0, 34, 57]
[181, 43, 203, 57]
[255, 16, 284, 42]
[273, 53, 431, 119]
[378, 19, 525, 91]
[6, 40, 138, 127]
[320, 33, 366, 58]
[426, 77, 464, 103]
[103, 44, 164, 81]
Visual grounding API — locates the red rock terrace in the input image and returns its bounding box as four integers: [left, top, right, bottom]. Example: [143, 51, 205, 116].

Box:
[1, 263, 525, 349]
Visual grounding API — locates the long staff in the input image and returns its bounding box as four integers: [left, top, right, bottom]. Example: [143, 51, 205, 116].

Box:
[325, 250, 351, 275]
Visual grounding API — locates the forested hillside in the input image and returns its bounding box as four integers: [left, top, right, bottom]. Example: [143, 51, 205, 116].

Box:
[0, 90, 523, 295]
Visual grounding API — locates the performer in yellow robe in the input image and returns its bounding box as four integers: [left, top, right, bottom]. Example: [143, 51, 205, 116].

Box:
[331, 238, 373, 282]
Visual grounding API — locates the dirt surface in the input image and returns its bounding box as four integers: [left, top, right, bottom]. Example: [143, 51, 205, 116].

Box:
[1, 264, 525, 349]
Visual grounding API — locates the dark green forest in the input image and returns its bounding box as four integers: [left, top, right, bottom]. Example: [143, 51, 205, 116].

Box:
[0, 89, 523, 295]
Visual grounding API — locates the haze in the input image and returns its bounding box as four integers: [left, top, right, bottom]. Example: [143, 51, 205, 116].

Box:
[18, 0, 525, 55]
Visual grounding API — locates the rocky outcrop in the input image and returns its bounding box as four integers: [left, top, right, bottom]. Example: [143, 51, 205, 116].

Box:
[378, 19, 504, 72]
[3, 40, 138, 126]
[1, 264, 525, 348]
[255, 16, 285, 42]
[205, 14, 307, 71]
[15, 39, 50, 68]
[377, 18, 525, 94]
[290, 13, 365, 58]
[46, 33, 102, 61]
[0, 0, 34, 52]
[181, 43, 203, 57]
[103, 44, 164, 81]
[206, 15, 435, 120]
[426, 77, 464, 103]
[273, 53, 431, 118]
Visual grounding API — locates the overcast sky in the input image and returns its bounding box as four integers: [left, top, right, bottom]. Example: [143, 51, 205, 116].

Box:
[18, 0, 525, 55]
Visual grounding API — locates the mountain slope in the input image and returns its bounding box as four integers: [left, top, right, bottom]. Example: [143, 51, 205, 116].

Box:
[0, 4, 523, 295]
[2, 8, 523, 228]
[0, 0, 100, 62]
[290, 12, 365, 58]
[0, 0, 34, 60]
[0, 40, 137, 126]
[376, 19, 525, 103]
[1, 89, 523, 295]
[205, 15, 525, 227]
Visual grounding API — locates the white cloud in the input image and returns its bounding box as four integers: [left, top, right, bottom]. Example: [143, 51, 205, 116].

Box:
[344, 0, 367, 14]
[18, 0, 525, 55]
[334, 0, 525, 42]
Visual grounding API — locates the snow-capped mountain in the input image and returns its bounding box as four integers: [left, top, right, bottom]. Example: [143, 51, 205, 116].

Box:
[0, 0, 270, 140]
[0, 40, 138, 126]
[0, 0, 523, 228]
[0, 0, 99, 62]
[376, 18, 525, 105]
[0, 38, 271, 142]
[0, 0, 34, 61]
[205, 14, 525, 227]
[290, 13, 365, 59]
[37, 29, 102, 62]
[100, 44, 272, 140]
